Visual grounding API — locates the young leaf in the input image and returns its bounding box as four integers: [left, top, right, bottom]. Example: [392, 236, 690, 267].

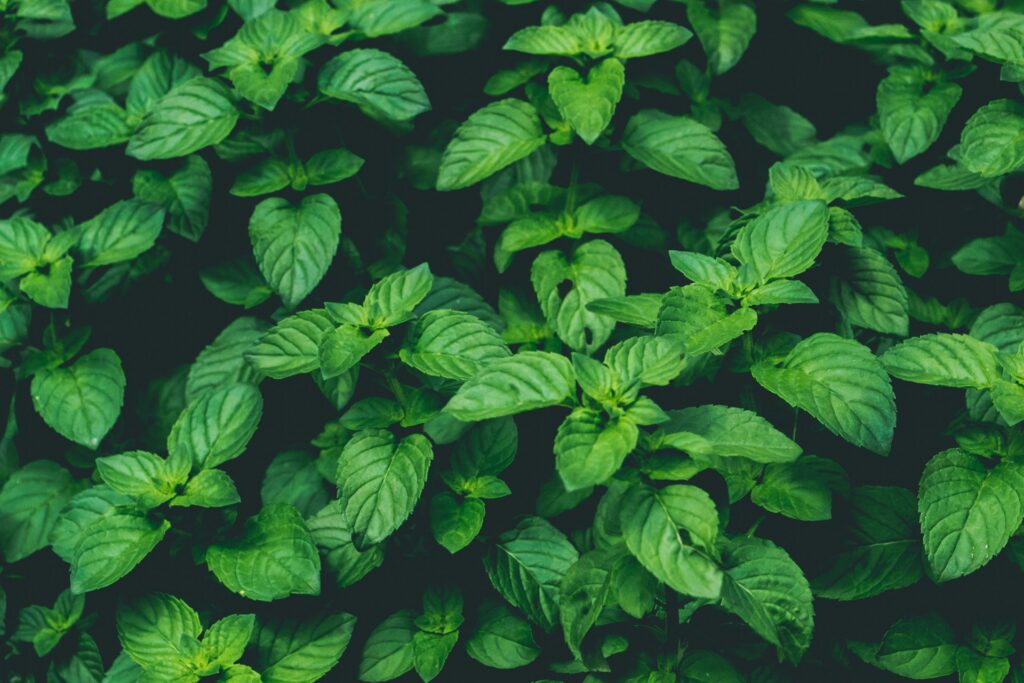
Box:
[167, 382, 263, 469]
[547, 58, 624, 145]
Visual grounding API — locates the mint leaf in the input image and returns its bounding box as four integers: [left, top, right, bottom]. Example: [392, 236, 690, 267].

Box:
[31, 348, 126, 449]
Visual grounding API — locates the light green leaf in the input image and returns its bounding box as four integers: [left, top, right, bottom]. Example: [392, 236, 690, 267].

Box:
[437, 99, 546, 191]
[247, 309, 335, 379]
[335, 430, 433, 546]
[958, 99, 1024, 178]
[0, 460, 77, 562]
[687, 0, 757, 75]
[249, 194, 341, 309]
[656, 285, 757, 355]
[623, 109, 738, 190]
[555, 409, 638, 491]
[859, 615, 958, 679]
[207, 503, 321, 601]
[46, 102, 133, 150]
[615, 20, 692, 59]
[877, 66, 961, 163]
[349, 0, 441, 37]
[731, 200, 829, 284]
[548, 58, 624, 145]
[430, 492, 485, 554]
[253, 612, 356, 683]
[412, 631, 457, 682]
[750, 456, 844, 521]
[65, 502, 170, 593]
[831, 246, 909, 336]
[445, 351, 575, 421]
[531, 239, 627, 353]
[319, 326, 388, 379]
[31, 348, 126, 450]
[171, 468, 241, 508]
[76, 199, 166, 267]
[95, 450, 183, 509]
[364, 263, 434, 328]
[918, 449, 1024, 582]
[167, 382, 263, 469]
[307, 501, 385, 589]
[752, 333, 896, 455]
[465, 601, 539, 670]
[484, 517, 579, 632]
[400, 309, 510, 381]
[186, 317, 267, 401]
[881, 333, 1001, 389]
[719, 536, 814, 664]
[503, 25, 582, 56]
[357, 610, 416, 682]
[318, 48, 430, 121]
[659, 405, 802, 463]
[128, 77, 239, 160]
[619, 482, 722, 599]
[117, 593, 201, 673]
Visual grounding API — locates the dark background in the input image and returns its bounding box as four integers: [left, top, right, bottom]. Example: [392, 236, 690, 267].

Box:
[2, 1, 1019, 681]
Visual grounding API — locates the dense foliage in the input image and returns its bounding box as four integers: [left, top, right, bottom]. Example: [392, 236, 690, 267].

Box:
[2, 0, 1024, 681]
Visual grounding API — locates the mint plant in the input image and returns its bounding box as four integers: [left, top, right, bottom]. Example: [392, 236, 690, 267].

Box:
[2, 0, 1024, 681]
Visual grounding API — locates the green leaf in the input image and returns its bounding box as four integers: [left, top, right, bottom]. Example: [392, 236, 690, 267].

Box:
[318, 48, 430, 121]
[172, 468, 241, 508]
[349, 0, 440, 37]
[0, 460, 77, 562]
[554, 409, 638, 491]
[882, 333, 1001, 389]
[877, 66, 961, 163]
[918, 449, 1024, 582]
[813, 485, 923, 601]
[657, 285, 758, 355]
[200, 258, 274, 308]
[731, 200, 829, 284]
[186, 317, 267, 401]
[127, 77, 239, 160]
[831, 246, 909, 336]
[658, 405, 802, 463]
[430, 492, 485, 553]
[335, 430, 433, 546]
[167, 382, 263, 469]
[252, 612, 356, 683]
[247, 309, 335, 379]
[117, 593, 201, 674]
[400, 309, 511, 381]
[412, 630, 457, 682]
[207, 503, 321, 601]
[358, 610, 416, 682]
[95, 450, 184, 509]
[31, 348, 126, 449]
[465, 601, 539, 670]
[751, 456, 843, 521]
[752, 333, 896, 455]
[59, 491, 170, 593]
[687, 0, 757, 75]
[623, 109, 738, 190]
[559, 551, 611, 658]
[504, 26, 582, 56]
[203, 9, 324, 111]
[319, 326, 388, 379]
[860, 615, 958, 679]
[261, 450, 329, 518]
[132, 155, 212, 242]
[76, 199, 166, 267]
[445, 351, 575, 421]
[548, 58, 624, 145]
[364, 263, 434, 328]
[531, 240, 627, 353]
[719, 536, 814, 664]
[249, 194, 342, 309]
[619, 482, 722, 599]
[958, 99, 1024, 178]
[604, 334, 687, 388]
[46, 102, 133, 150]
[306, 501, 384, 588]
[615, 20, 692, 59]
[484, 517, 579, 632]
[436, 99, 546, 191]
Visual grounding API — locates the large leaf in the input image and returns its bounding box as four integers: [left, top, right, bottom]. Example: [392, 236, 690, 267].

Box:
[249, 194, 341, 309]
[247, 309, 335, 379]
[622, 109, 738, 190]
[399, 309, 510, 380]
[207, 503, 321, 601]
[0, 461, 77, 562]
[252, 612, 356, 683]
[918, 449, 1024, 582]
[831, 246, 909, 336]
[877, 66, 961, 163]
[465, 601, 539, 670]
[318, 48, 429, 121]
[167, 382, 263, 469]
[436, 99, 546, 191]
[731, 200, 830, 284]
[659, 405, 801, 463]
[444, 351, 575, 421]
[484, 517, 579, 632]
[127, 77, 239, 160]
[719, 536, 814, 664]
[31, 349, 126, 450]
[752, 333, 896, 455]
[958, 99, 1024, 178]
[619, 482, 722, 599]
[687, 0, 757, 75]
[335, 429, 433, 546]
[882, 334, 1001, 389]
[531, 239, 627, 353]
[547, 58, 624, 145]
